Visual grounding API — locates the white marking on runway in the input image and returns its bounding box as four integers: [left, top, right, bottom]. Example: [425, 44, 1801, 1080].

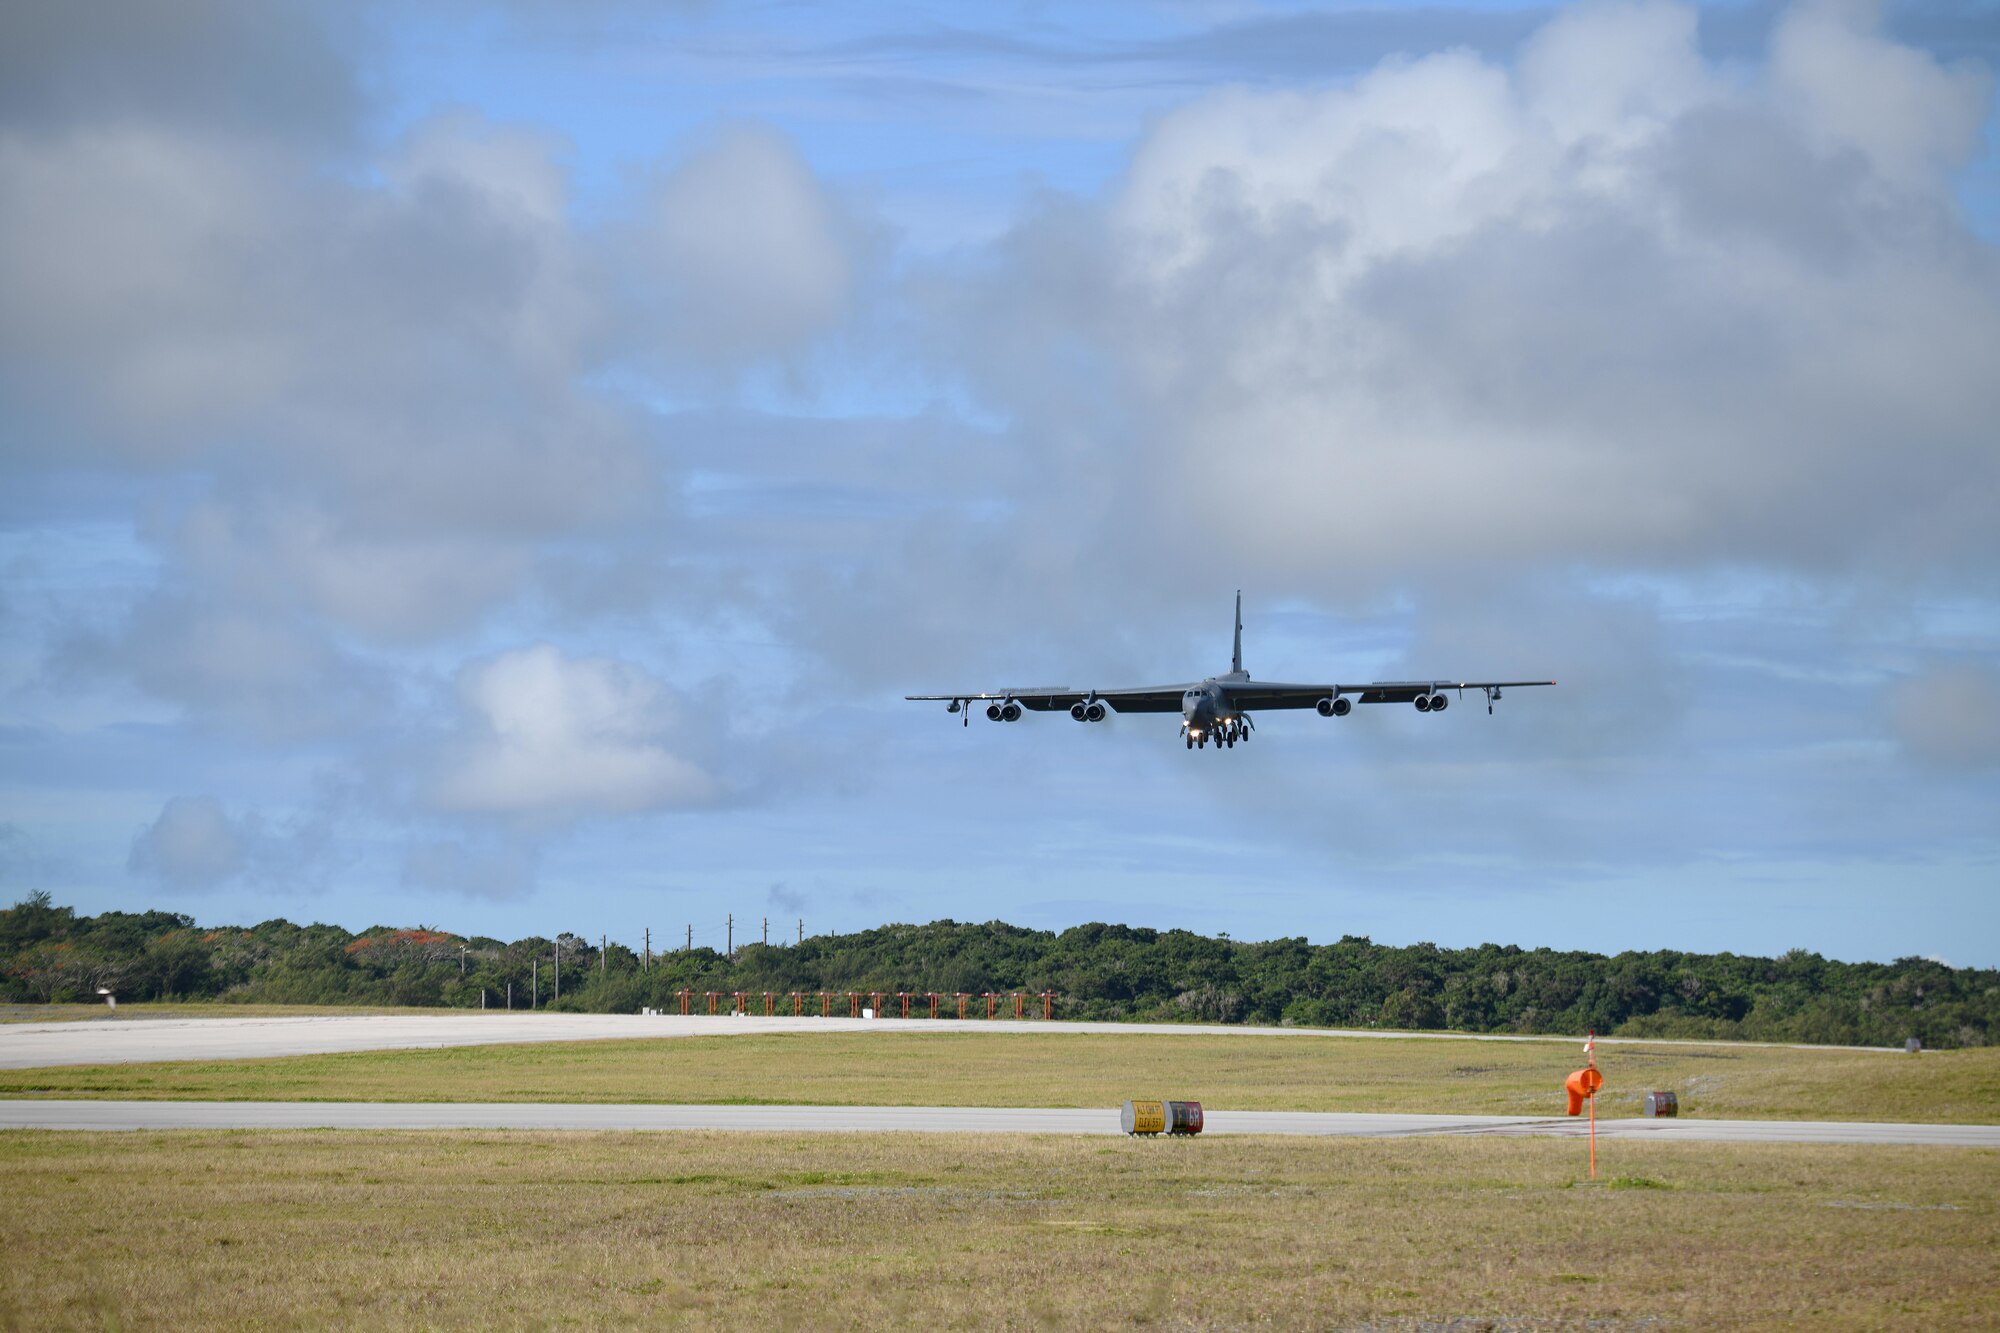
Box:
[0, 1100, 1991, 1145]
[0, 1013, 1904, 1069]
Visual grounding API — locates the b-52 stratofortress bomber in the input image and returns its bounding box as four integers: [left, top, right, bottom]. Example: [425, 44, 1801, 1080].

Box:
[908, 593, 1553, 750]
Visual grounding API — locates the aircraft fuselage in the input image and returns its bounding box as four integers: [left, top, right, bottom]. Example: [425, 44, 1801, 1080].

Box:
[1181, 673, 1250, 742]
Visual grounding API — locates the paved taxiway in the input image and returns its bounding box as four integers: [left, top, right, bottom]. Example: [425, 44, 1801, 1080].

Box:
[0, 1013, 1903, 1069]
[2, 1100, 1992, 1144]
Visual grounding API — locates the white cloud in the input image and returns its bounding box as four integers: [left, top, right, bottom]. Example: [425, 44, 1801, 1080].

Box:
[0, 101, 652, 637]
[1770, 0, 1993, 186]
[622, 123, 866, 372]
[127, 795, 247, 889]
[91, 594, 383, 744]
[432, 645, 718, 817]
[932, 0, 2000, 595]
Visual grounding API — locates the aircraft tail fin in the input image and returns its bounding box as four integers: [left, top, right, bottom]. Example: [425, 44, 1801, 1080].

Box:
[1232, 590, 1243, 674]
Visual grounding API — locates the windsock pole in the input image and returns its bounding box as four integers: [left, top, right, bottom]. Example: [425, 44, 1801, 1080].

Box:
[1586, 1031, 1597, 1180]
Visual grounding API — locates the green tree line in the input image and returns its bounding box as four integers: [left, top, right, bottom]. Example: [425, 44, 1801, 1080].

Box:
[4, 893, 1993, 1047]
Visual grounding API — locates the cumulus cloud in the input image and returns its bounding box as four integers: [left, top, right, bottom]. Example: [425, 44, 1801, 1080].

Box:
[69, 593, 384, 745]
[0, 25, 652, 642]
[127, 795, 248, 889]
[619, 123, 868, 373]
[918, 0, 2000, 600]
[432, 645, 719, 817]
[1890, 662, 2000, 770]
[0, 0, 359, 146]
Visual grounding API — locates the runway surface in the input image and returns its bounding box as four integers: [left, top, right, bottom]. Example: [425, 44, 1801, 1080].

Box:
[0, 1012, 1902, 1069]
[2, 1100, 1992, 1144]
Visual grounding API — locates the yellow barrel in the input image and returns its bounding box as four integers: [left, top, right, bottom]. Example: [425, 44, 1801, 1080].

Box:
[1122, 1100, 1167, 1135]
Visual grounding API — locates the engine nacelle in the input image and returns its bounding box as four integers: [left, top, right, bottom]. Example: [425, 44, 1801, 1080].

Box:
[1070, 700, 1108, 722]
[987, 700, 1023, 722]
[1413, 694, 1431, 712]
[1316, 696, 1352, 717]
[1430, 692, 1448, 712]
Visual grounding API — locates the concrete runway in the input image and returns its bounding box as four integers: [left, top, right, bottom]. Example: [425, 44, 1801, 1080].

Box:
[2, 1100, 1993, 1145]
[0, 1012, 1903, 1069]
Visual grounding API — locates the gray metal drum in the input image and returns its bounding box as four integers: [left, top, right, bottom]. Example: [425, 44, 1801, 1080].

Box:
[1642, 1090, 1678, 1117]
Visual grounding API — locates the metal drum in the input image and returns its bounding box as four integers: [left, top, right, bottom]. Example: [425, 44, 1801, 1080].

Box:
[1641, 1090, 1678, 1118]
[1122, 1100, 1167, 1134]
[1122, 1099, 1203, 1135]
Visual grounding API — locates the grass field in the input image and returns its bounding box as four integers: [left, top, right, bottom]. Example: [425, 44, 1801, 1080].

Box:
[5, 1031, 1997, 1123]
[1, 1130, 1993, 1329]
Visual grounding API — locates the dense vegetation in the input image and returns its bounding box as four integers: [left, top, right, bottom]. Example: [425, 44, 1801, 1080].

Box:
[3, 893, 1993, 1047]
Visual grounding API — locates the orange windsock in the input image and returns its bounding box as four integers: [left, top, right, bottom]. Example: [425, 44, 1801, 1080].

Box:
[1565, 1065, 1604, 1116]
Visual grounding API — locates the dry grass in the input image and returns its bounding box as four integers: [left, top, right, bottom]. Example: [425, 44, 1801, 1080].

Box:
[0, 1130, 1993, 1330]
[4, 1031, 1995, 1124]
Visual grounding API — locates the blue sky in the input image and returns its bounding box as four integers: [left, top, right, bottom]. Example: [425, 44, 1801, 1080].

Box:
[2, 0, 1997, 965]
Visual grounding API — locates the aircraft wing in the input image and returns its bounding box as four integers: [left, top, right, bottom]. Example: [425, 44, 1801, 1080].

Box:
[1227, 679, 1555, 709]
[905, 684, 1190, 714]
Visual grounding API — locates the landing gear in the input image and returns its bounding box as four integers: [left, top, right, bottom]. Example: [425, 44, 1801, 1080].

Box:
[1185, 734, 1194, 750]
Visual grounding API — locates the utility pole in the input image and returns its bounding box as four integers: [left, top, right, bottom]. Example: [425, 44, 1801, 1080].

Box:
[460, 946, 466, 977]
[601, 934, 607, 977]
[727, 913, 733, 959]
[507, 980, 512, 1010]
[553, 938, 560, 1003]
[762, 916, 768, 947]
[686, 924, 692, 952]
[644, 927, 650, 973]
[797, 918, 803, 945]
[532, 959, 538, 1009]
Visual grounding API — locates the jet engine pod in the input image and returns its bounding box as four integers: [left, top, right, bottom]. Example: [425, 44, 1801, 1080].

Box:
[1429, 693, 1448, 712]
[1001, 700, 1022, 722]
[1071, 702, 1088, 721]
[1316, 696, 1352, 717]
[1071, 698, 1108, 722]
[1414, 694, 1432, 712]
[986, 702, 1004, 722]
